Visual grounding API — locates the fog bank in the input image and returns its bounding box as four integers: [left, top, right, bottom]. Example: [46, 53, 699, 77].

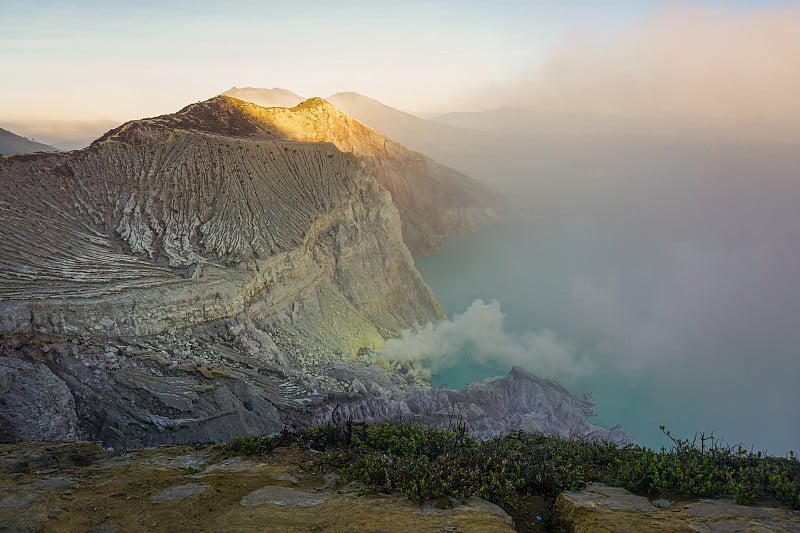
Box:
[460, 6, 800, 143]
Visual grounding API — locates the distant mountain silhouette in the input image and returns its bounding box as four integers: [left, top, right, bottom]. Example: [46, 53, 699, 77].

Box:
[325, 91, 475, 146]
[0, 127, 57, 155]
[222, 86, 305, 108]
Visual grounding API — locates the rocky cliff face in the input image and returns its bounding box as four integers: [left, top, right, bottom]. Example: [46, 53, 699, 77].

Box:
[0, 333, 629, 448]
[0, 97, 625, 448]
[0, 110, 442, 344]
[0, 98, 444, 445]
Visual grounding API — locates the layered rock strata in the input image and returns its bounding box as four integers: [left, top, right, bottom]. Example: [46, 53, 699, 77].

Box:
[0, 97, 624, 447]
[0, 99, 444, 445]
[0, 114, 442, 344]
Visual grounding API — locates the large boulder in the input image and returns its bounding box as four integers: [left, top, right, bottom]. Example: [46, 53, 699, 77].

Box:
[0, 357, 77, 442]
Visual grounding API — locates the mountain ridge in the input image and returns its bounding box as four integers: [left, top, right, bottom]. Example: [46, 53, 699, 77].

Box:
[226, 87, 488, 161]
[0, 127, 58, 155]
[1, 96, 451, 343]
[106, 94, 505, 256]
[0, 94, 448, 445]
[0, 94, 626, 448]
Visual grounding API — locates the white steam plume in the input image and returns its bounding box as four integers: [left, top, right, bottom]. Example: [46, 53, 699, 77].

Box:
[380, 299, 591, 378]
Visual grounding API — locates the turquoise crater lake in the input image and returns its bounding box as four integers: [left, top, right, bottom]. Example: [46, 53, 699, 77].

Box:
[415, 218, 799, 454]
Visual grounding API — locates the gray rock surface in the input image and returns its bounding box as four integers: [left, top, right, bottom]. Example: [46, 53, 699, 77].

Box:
[0, 493, 40, 510]
[562, 483, 658, 513]
[151, 483, 208, 502]
[0, 357, 77, 442]
[240, 486, 330, 507]
[422, 496, 514, 527]
[311, 366, 632, 444]
[0, 334, 629, 447]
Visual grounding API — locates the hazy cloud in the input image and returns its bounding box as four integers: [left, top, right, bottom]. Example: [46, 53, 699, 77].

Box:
[462, 6, 800, 141]
[0, 119, 120, 150]
[380, 299, 592, 378]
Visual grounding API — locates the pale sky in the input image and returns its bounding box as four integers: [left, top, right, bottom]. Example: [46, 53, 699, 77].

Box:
[1, 1, 798, 125]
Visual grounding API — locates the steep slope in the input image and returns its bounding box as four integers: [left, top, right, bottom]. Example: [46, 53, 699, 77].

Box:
[207, 93, 504, 255]
[0, 127, 58, 154]
[0, 99, 443, 346]
[0, 97, 450, 445]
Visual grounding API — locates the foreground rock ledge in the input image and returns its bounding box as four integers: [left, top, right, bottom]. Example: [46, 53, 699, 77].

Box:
[0, 441, 514, 533]
[554, 483, 800, 533]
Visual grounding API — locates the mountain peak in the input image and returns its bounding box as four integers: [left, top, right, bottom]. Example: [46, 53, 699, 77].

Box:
[292, 96, 340, 114]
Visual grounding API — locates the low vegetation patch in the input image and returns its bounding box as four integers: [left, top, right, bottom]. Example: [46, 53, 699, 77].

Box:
[225, 434, 274, 455]
[227, 422, 800, 523]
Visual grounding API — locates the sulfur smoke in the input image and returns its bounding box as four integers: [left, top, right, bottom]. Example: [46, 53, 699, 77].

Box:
[380, 299, 592, 378]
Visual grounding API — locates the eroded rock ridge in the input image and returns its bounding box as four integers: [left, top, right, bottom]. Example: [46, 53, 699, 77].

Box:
[0, 97, 626, 447]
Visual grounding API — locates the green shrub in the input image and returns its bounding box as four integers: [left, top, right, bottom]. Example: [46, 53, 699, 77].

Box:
[302, 422, 614, 508]
[224, 434, 273, 455]
[228, 422, 800, 513]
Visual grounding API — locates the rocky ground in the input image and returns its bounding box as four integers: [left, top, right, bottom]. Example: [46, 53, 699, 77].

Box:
[0, 441, 515, 533]
[1, 331, 630, 449]
[3, 441, 798, 533]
